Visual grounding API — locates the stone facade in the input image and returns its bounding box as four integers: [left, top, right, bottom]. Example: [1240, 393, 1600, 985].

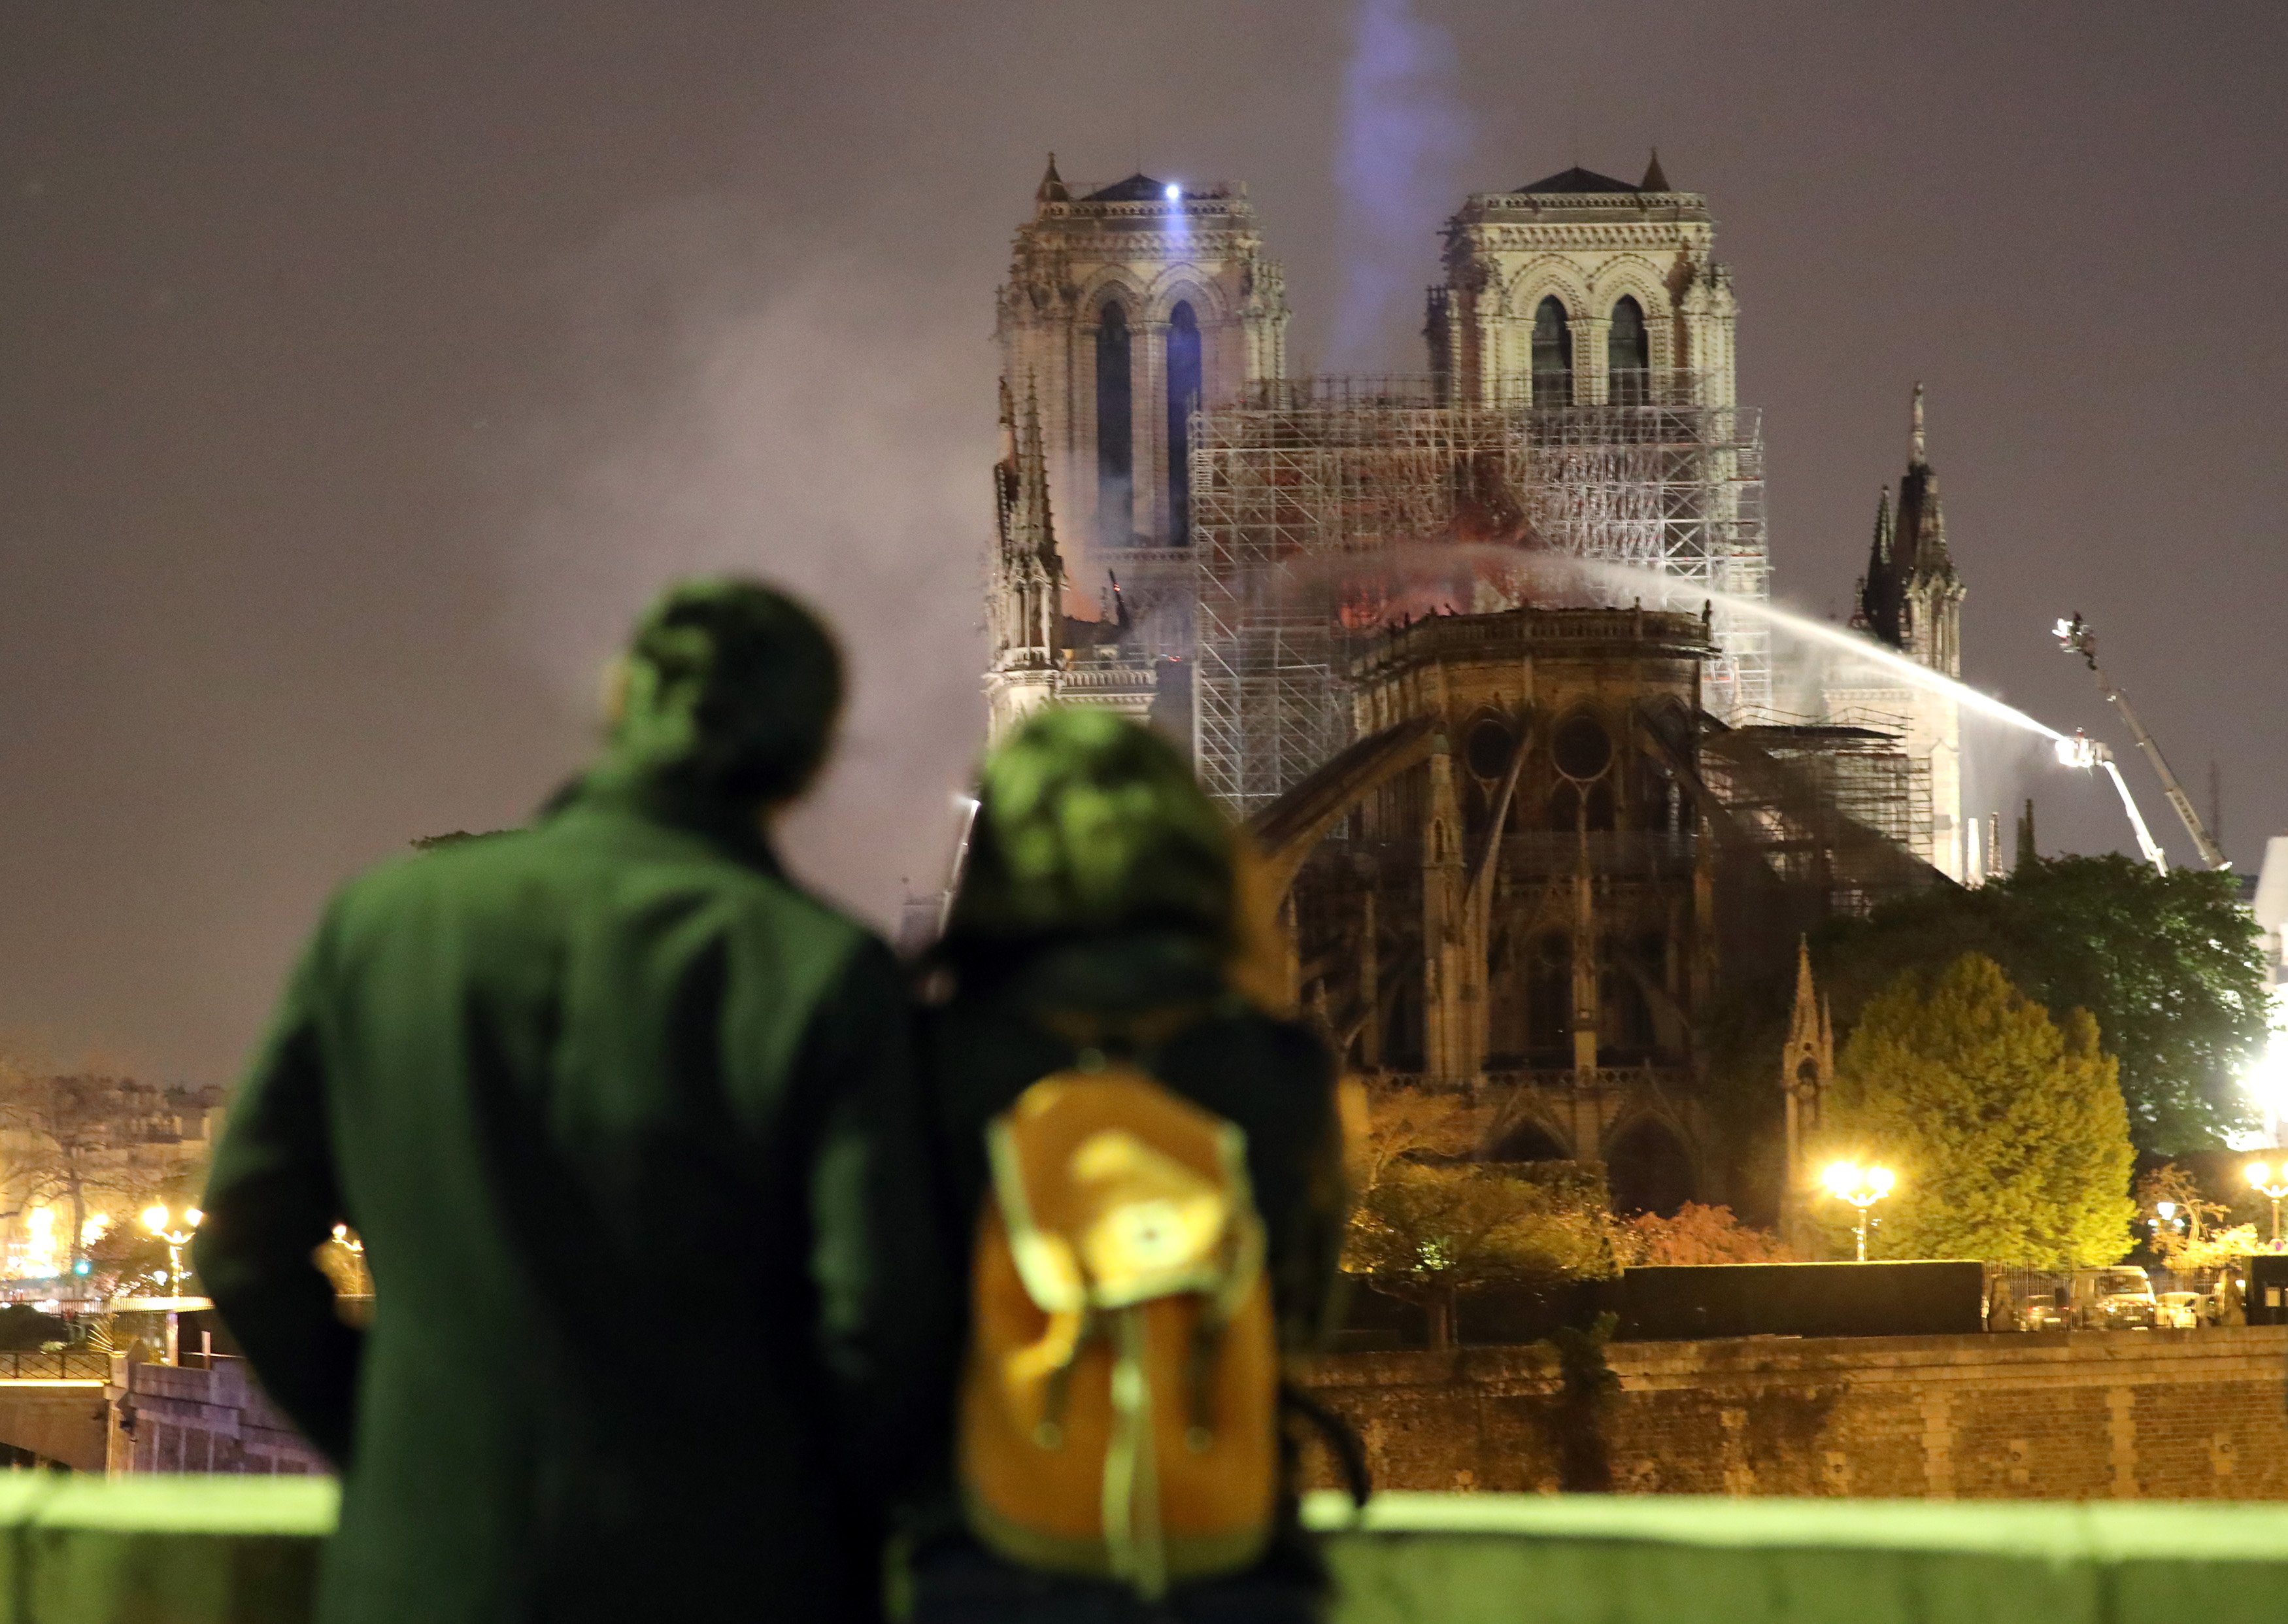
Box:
[1289, 605, 1721, 1209]
[1429, 157, 1736, 411]
[997, 158, 1287, 564]
[1302, 1328, 2288, 1500]
[107, 1357, 327, 1475]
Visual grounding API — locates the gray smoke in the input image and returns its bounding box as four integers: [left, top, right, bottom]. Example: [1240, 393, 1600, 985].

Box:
[1325, 0, 1472, 372]
[508, 198, 990, 927]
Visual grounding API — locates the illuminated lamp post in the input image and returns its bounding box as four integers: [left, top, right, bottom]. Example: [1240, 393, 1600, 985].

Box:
[2150, 1199, 2179, 1248]
[142, 1205, 201, 1296]
[1821, 1162, 1896, 1262]
[2245, 1164, 2288, 1251]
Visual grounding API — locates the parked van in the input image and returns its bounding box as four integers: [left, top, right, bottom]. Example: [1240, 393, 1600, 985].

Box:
[2068, 1266, 2157, 1329]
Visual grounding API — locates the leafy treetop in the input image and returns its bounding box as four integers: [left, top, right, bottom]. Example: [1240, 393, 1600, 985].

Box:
[1817, 951, 2136, 1268]
[1817, 854, 2266, 1153]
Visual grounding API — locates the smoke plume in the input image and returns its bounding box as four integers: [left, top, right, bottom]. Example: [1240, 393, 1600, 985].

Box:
[1326, 0, 1472, 372]
[509, 199, 990, 928]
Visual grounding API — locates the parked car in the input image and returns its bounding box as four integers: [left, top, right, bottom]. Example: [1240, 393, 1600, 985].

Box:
[2068, 1266, 2159, 1329]
[2156, 1291, 2204, 1329]
[2013, 1288, 2068, 1331]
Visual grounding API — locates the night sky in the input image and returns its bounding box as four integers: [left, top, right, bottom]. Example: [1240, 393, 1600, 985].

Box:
[3, 3, 2283, 1086]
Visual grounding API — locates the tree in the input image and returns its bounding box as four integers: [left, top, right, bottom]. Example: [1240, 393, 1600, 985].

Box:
[1613, 1202, 1800, 1267]
[1818, 855, 2267, 1153]
[2136, 1162, 2228, 1260]
[1344, 1160, 1617, 1348]
[2164, 1225, 2259, 1274]
[1815, 953, 2136, 1266]
[0, 1067, 220, 1278]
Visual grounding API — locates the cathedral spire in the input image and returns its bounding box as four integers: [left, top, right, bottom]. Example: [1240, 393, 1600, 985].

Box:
[1890, 382, 1962, 675]
[1779, 936, 1834, 1253]
[1857, 484, 1894, 637]
[1641, 147, 1669, 191]
[1035, 151, 1069, 206]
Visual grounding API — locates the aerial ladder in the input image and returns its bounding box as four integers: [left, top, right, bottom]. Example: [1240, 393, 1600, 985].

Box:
[2054, 613, 2229, 871]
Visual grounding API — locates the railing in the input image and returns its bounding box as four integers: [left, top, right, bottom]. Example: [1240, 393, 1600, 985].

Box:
[4, 1478, 2286, 1623]
[0, 1349, 108, 1381]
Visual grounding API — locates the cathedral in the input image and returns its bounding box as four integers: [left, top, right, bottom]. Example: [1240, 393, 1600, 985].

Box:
[982, 154, 1969, 1215]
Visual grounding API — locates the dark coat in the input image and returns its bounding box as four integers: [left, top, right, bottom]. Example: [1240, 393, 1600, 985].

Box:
[195, 779, 957, 1624]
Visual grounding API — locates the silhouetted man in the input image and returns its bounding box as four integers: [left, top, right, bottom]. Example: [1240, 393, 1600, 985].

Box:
[196, 579, 954, 1623]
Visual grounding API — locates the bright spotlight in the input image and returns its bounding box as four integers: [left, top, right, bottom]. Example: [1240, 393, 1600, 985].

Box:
[1164, 182, 1181, 200]
[2247, 1161, 2274, 1189]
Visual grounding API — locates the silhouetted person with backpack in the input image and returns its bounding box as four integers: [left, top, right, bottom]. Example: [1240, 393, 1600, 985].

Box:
[195, 579, 956, 1623]
[908, 706, 1348, 1624]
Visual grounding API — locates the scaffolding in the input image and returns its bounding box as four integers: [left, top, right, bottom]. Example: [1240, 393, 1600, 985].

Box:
[1188, 373, 1768, 819]
[1699, 719, 1936, 919]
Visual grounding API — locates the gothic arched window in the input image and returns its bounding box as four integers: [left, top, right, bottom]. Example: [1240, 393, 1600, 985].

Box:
[1608, 296, 1649, 405]
[1532, 296, 1573, 407]
[1165, 301, 1202, 544]
[1096, 301, 1133, 546]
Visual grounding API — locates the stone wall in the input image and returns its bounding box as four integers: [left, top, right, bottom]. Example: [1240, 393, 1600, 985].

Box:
[107, 1358, 328, 1474]
[0, 1384, 109, 1471]
[1302, 1327, 2288, 1500]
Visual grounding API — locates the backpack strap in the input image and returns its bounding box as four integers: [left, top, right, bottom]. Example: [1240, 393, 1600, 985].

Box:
[1279, 1381, 1371, 1511]
[1102, 1304, 1166, 1599]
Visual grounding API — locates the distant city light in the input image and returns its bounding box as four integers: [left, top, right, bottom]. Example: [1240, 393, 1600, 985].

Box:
[1164, 182, 1181, 200]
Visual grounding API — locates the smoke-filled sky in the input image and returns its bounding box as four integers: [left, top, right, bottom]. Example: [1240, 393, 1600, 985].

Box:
[4, 3, 2285, 1085]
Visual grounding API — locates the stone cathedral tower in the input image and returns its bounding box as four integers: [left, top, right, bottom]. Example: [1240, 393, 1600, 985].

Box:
[997, 157, 1288, 567]
[1428, 153, 1738, 409]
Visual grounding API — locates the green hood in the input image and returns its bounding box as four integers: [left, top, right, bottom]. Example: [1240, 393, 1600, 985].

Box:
[947, 707, 1235, 948]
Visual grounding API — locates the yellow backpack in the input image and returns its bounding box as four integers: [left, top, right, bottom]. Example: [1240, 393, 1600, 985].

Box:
[958, 1058, 1277, 1600]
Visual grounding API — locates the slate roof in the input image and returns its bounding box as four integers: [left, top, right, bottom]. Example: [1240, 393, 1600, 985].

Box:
[1085, 173, 1173, 203]
[1517, 166, 1641, 195]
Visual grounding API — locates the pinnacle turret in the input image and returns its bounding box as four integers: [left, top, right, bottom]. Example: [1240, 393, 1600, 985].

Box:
[1035, 152, 1069, 206]
[1641, 147, 1669, 191]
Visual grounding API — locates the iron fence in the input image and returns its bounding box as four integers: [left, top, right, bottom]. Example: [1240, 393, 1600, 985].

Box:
[0, 1349, 109, 1381]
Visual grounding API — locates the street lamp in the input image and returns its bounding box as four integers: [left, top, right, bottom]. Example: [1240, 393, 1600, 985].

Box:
[2149, 1199, 2179, 1246]
[1821, 1160, 1896, 1262]
[141, 1205, 201, 1295]
[2246, 1164, 2288, 1250]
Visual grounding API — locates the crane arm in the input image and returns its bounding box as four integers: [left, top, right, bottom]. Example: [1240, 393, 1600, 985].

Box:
[2055, 615, 2229, 870]
[2098, 675, 2225, 868]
